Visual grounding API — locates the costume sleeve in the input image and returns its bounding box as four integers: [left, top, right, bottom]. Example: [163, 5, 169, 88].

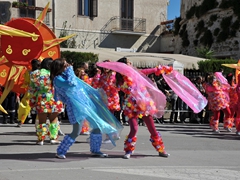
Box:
[53, 76, 70, 102]
[140, 68, 157, 75]
[61, 66, 78, 87]
[205, 84, 217, 92]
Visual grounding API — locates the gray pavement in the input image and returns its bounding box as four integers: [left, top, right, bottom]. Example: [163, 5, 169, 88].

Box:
[0, 121, 240, 180]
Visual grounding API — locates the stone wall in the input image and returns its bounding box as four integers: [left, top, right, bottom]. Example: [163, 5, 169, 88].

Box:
[175, 0, 240, 59]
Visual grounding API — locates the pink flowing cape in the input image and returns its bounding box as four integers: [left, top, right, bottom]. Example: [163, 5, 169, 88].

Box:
[214, 72, 230, 102]
[97, 62, 166, 118]
[163, 70, 207, 113]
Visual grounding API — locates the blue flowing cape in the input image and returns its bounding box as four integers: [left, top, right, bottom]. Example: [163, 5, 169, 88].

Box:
[53, 66, 123, 148]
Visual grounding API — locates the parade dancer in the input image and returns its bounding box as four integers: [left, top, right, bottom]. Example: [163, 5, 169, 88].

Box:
[235, 74, 240, 135]
[98, 60, 121, 121]
[204, 73, 231, 133]
[98, 58, 169, 159]
[29, 58, 64, 145]
[226, 73, 237, 132]
[75, 67, 91, 135]
[50, 58, 122, 159]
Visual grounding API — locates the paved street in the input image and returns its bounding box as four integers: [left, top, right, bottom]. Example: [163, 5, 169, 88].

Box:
[0, 121, 239, 180]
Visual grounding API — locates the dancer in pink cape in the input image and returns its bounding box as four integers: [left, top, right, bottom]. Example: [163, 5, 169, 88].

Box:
[97, 58, 168, 159]
[97, 58, 207, 159]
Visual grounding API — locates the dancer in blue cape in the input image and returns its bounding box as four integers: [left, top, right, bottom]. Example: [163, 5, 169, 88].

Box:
[50, 58, 123, 159]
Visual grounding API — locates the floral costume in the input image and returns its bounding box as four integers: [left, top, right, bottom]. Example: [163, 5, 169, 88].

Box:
[29, 68, 64, 142]
[91, 73, 101, 89]
[79, 75, 92, 134]
[204, 80, 231, 131]
[29, 69, 63, 113]
[228, 83, 238, 127]
[235, 75, 240, 133]
[98, 71, 120, 112]
[120, 76, 157, 119]
[118, 68, 167, 157]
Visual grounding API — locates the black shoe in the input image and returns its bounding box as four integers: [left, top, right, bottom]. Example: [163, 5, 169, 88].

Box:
[3, 120, 7, 124]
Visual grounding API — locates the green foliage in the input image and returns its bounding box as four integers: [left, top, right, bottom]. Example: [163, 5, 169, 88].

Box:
[186, 6, 196, 19]
[193, 40, 198, 46]
[182, 39, 190, 47]
[195, 32, 201, 39]
[219, 0, 240, 18]
[220, 16, 232, 30]
[230, 29, 237, 37]
[173, 17, 181, 36]
[197, 58, 237, 74]
[196, 47, 214, 59]
[219, 0, 232, 9]
[232, 20, 240, 30]
[217, 30, 229, 42]
[213, 28, 220, 36]
[59, 21, 68, 48]
[200, 30, 213, 47]
[181, 29, 190, 47]
[195, 20, 205, 33]
[179, 24, 187, 37]
[59, 21, 77, 48]
[210, 14, 218, 22]
[197, 0, 218, 18]
[61, 51, 98, 70]
[232, 0, 240, 18]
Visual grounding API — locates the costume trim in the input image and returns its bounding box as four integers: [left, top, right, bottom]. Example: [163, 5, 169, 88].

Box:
[57, 135, 75, 156]
[124, 136, 137, 154]
[150, 132, 165, 153]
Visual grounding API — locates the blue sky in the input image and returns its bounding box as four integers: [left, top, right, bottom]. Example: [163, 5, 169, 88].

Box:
[167, 0, 181, 20]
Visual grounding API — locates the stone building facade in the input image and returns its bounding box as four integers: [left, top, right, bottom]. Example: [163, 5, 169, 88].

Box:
[1, 0, 170, 53]
[173, 0, 240, 59]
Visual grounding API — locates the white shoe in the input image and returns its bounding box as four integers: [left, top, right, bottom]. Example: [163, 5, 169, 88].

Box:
[80, 131, 90, 135]
[123, 153, 131, 159]
[91, 152, 108, 157]
[55, 154, 66, 159]
[236, 131, 240, 136]
[58, 130, 65, 136]
[50, 140, 61, 144]
[213, 129, 220, 133]
[102, 139, 111, 144]
[224, 127, 232, 132]
[36, 141, 43, 145]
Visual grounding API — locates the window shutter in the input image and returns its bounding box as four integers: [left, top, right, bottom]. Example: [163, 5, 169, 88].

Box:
[90, 0, 98, 17]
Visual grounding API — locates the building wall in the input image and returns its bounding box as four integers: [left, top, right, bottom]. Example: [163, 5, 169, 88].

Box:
[53, 0, 168, 51]
[175, 0, 240, 59]
[3, 0, 168, 52]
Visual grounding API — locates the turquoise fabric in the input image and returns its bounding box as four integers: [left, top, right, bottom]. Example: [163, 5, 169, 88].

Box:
[53, 66, 123, 146]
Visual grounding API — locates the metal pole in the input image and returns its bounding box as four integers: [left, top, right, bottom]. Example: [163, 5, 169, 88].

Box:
[52, 0, 55, 33]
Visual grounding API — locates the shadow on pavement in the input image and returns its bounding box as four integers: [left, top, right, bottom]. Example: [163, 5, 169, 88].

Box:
[0, 151, 147, 162]
[155, 124, 240, 140]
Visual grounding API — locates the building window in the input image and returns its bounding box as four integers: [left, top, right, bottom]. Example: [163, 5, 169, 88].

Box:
[19, 0, 35, 18]
[78, 0, 98, 17]
[43, 12, 50, 25]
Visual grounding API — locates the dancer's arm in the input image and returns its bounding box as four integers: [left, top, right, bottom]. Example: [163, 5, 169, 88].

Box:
[140, 68, 157, 75]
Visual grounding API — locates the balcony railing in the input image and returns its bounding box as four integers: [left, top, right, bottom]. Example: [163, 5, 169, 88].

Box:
[102, 16, 146, 34]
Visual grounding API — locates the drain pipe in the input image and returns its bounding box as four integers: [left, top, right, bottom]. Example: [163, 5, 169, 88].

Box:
[52, 0, 55, 33]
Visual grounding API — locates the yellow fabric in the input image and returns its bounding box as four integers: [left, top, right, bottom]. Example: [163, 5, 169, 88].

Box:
[18, 92, 31, 124]
[18, 71, 31, 123]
